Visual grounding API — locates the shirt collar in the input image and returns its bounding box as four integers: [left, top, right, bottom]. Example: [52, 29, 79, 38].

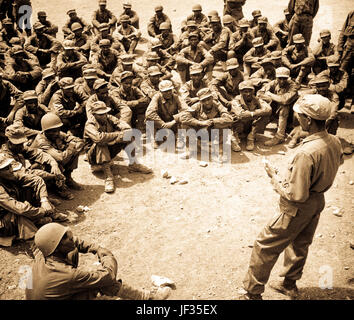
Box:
[301, 131, 328, 144]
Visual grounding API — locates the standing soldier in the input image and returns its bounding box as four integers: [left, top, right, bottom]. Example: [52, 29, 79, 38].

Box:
[147, 5, 171, 38]
[119, 1, 140, 29]
[36, 11, 58, 38]
[241, 94, 343, 300]
[92, 0, 117, 35]
[223, 0, 246, 22]
[62, 9, 92, 39]
[287, 0, 319, 46]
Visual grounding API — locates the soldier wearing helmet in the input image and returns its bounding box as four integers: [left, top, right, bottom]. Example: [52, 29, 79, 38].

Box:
[90, 23, 124, 54]
[180, 4, 208, 33]
[119, 1, 140, 29]
[65, 22, 92, 59]
[147, 5, 172, 37]
[62, 9, 92, 39]
[26, 223, 171, 300]
[114, 14, 142, 54]
[156, 22, 179, 55]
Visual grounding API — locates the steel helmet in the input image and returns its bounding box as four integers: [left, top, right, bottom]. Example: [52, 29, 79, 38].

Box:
[34, 223, 69, 257]
[41, 113, 63, 132]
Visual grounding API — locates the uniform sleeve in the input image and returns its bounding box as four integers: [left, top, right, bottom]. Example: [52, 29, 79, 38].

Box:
[254, 98, 272, 117]
[212, 102, 234, 128]
[179, 103, 204, 127]
[84, 122, 121, 144]
[145, 94, 166, 128]
[330, 71, 348, 94]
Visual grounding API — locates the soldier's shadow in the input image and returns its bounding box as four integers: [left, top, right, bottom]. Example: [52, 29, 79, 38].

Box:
[296, 286, 354, 300]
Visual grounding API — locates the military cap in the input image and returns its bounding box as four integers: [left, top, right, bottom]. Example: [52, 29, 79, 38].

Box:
[252, 10, 262, 18]
[188, 31, 200, 39]
[147, 66, 162, 76]
[0, 43, 6, 53]
[320, 29, 331, 38]
[2, 18, 13, 25]
[99, 22, 110, 31]
[238, 18, 250, 27]
[239, 80, 254, 91]
[146, 51, 160, 60]
[223, 15, 234, 24]
[275, 67, 290, 78]
[186, 20, 198, 27]
[252, 37, 264, 47]
[83, 69, 98, 79]
[293, 33, 305, 43]
[151, 38, 162, 48]
[11, 45, 24, 55]
[226, 58, 239, 70]
[59, 77, 75, 89]
[210, 15, 221, 23]
[312, 74, 330, 84]
[99, 39, 111, 47]
[67, 9, 76, 15]
[121, 71, 134, 82]
[258, 16, 268, 24]
[271, 50, 282, 60]
[155, 5, 163, 12]
[63, 40, 75, 50]
[71, 22, 83, 31]
[5, 123, 28, 144]
[159, 80, 174, 92]
[22, 90, 38, 101]
[42, 68, 56, 79]
[293, 94, 332, 120]
[327, 56, 340, 67]
[91, 101, 111, 114]
[192, 4, 202, 11]
[190, 64, 203, 75]
[99, 0, 107, 4]
[159, 22, 171, 30]
[37, 11, 47, 17]
[93, 78, 108, 90]
[120, 14, 130, 22]
[284, 8, 290, 15]
[208, 10, 219, 17]
[33, 22, 45, 30]
[123, 1, 132, 8]
[260, 57, 274, 66]
[9, 37, 21, 45]
[121, 54, 134, 64]
[0, 153, 14, 170]
[197, 88, 213, 101]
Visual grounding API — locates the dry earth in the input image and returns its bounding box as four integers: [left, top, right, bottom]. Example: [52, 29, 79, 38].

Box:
[0, 0, 353, 300]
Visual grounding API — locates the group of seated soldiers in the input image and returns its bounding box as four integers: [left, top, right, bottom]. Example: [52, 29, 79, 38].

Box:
[0, 1, 353, 246]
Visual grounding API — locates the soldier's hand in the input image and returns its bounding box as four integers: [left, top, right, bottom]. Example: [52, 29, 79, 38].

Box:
[264, 161, 278, 178]
[50, 165, 62, 177]
[97, 247, 113, 261]
[164, 120, 176, 129]
[41, 198, 54, 214]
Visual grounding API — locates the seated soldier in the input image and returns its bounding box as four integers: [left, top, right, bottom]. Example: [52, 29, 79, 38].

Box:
[140, 66, 163, 100]
[273, 8, 292, 49]
[147, 5, 171, 38]
[181, 4, 208, 33]
[257, 67, 299, 147]
[92, 0, 117, 36]
[211, 58, 244, 110]
[62, 9, 92, 39]
[223, 0, 246, 22]
[86, 78, 132, 125]
[249, 58, 277, 90]
[90, 39, 121, 81]
[243, 37, 271, 78]
[119, 1, 140, 29]
[249, 9, 262, 29]
[229, 80, 272, 151]
[111, 71, 149, 130]
[157, 22, 179, 55]
[66, 23, 92, 59]
[0, 18, 25, 49]
[149, 38, 176, 72]
[176, 31, 214, 83]
[180, 64, 209, 107]
[177, 20, 201, 50]
[26, 223, 171, 300]
[312, 29, 339, 75]
[14, 90, 47, 139]
[84, 101, 151, 193]
[49, 77, 87, 138]
[250, 16, 280, 51]
[90, 23, 124, 54]
[35, 68, 60, 107]
[114, 15, 141, 54]
[270, 50, 283, 68]
[24, 22, 61, 69]
[56, 40, 87, 79]
[282, 34, 315, 85]
[74, 66, 98, 101]
[36, 11, 58, 38]
[31, 113, 85, 198]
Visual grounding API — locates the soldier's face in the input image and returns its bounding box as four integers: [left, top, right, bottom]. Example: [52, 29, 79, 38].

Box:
[74, 29, 83, 37]
[97, 85, 109, 97]
[122, 78, 132, 89]
[259, 23, 267, 31]
[294, 43, 304, 51]
[57, 230, 76, 255]
[161, 30, 169, 37]
[241, 89, 254, 102]
[99, 4, 106, 11]
[0, 165, 16, 182]
[149, 74, 160, 85]
[94, 113, 107, 123]
[263, 65, 274, 76]
[155, 10, 163, 18]
[101, 29, 109, 37]
[101, 45, 110, 54]
[188, 26, 197, 33]
[189, 37, 199, 47]
[122, 22, 129, 28]
[25, 99, 38, 113]
[193, 10, 202, 18]
[255, 45, 263, 53]
[277, 77, 287, 87]
[297, 112, 311, 132]
[229, 68, 239, 77]
[38, 16, 46, 23]
[161, 89, 173, 100]
[63, 87, 74, 97]
[69, 13, 77, 20]
[124, 8, 131, 14]
[190, 73, 203, 83]
[201, 96, 213, 110]
[321, 36, 330, 45]
[45, 128, 60, 140]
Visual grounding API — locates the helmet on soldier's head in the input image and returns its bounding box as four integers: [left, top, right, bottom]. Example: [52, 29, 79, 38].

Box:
[151, 38, 162, 48]
[120, 14, 130, 23]
[35, 223, 69, 257]
[223, 15, 234, 25]
[192, 4, 202, 11]
[41, 113, 63, 131]
[159, 80, 174, 92]
[71, 22, 83, 32]
[147, 66, 162, 76]
[159, 22, 171, 30]
[252, 10, 262, 18]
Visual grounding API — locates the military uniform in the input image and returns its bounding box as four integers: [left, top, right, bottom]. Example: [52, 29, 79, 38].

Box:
[91, 48, 121, 80]
[312, 31, 338, 74]
[0, 78, 22, 121]
[114, 23, 141, 54]
[90, 34, 123, 54]
[92, 7, 117, 35]
[63, 15, 91, 38]
[14, 104, 46, 138]
[0, 21, 25, 49]
[223, 0, 246, 22]
[118, 10, 140, 29]
[274, 14, 291, 49]
[156, 32, 179, 55]
[147, 10, 171, 37]
[56, 49, 87, 80]
[180, 79, 210, 107]
[35, 70, 60, 107]
[243, 39, 271, 78]
[250, 22, 280, 51]
[66, 32, 91, 60]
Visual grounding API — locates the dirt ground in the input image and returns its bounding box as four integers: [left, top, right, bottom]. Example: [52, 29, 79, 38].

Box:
[0, 0, 353, 300]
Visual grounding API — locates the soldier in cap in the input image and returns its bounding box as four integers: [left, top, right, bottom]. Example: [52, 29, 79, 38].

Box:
[288, 0, 319, 46]
[92, 0, 117, 35]
[181, 4, 208, 33]
[48, 77, 87, 137]
[86, 78, 132, 125]
[243, 37, 271, 78]
[119, 1, 140, 29]
[223, 0, 246, 22]
[90, 23, 124, 54]
[66, 22, 92, 59]
[312, 30, 339, 75]
[63, 9, 92, 39]
[157, 22, 179, 55]
[147, 5, 172, 38]
[180, 64, 210, 107]
[270, 51, 283, 68]
[249, 10, 262, 29]
[56, 40, 87, 80]
[26, 222, 171, 299]
[211, 58, 244, 109]
[74, 65, 98, 101]
[241, 94, 343, 300]
[36, 11, 58, 38]
[35, 68, 59, 107]
[228, 18, 254, 68]
[250, 16, 280, 52]
[176, 31, 214, 83]
[5, 46, 42, 91]
[258, 67, 299, 146]
[282, 34, 315, 85]
[249, 58, 277, 89]
[31, 112, 85, 198]
[148, 38, 176, 72]
[84, 101, 151, 193]
[0, 18, 25, 49]
[273, 8, 293, 49]
[229, 80, 272, 151]
[111, 71, 149, 130]
[114, 14, 141, 54]
[140, 66, 163, 99]
[177, 20, 203, 50]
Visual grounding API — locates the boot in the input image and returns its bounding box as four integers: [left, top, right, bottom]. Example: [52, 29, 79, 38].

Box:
[117, 283, 150, 300]
[65, 173, 83, 190]
[246, 139, 255, 151]
[270, 279, 299, 299]
[238, 292, 262, 300]
[128, 163, 153, 174]
[103, 163, 115, 193]
[264, 136, 284, 147]
[56, 185, 74, 200]
[231, 133, 241, 152]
